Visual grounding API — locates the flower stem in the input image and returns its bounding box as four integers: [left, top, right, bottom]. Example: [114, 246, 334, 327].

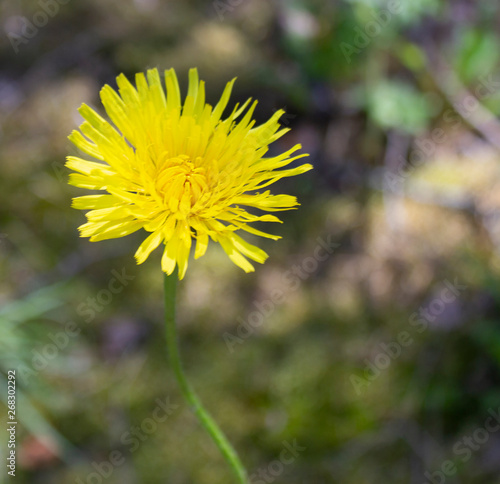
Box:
[163, 270, 248, 483]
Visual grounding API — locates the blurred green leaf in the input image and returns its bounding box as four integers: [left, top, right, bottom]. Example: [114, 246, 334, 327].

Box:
[454, 29, 500, 84]
[366, 80, 432, 134]
[0, 282, 67, 326]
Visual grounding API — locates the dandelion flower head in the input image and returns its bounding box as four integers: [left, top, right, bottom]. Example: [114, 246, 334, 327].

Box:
[67, 68, 312, 279]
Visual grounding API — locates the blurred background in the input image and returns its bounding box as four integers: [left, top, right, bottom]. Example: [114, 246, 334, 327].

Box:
[2, 0, 500, 483]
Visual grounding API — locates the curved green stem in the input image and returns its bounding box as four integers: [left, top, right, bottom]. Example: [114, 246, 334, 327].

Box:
[164, 270, 248, 484]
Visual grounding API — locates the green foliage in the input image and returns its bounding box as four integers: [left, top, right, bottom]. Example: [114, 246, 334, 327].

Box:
[454, 29, 500, 84]
[366, 80, 433, 134]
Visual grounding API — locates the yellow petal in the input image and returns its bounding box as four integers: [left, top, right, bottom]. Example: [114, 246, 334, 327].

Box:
[135, 230, 163, 264]
[116, 73, 140, 109]
[228, 233, 268, 264]
[89, 220, 142, 241]
[194, 232, 209, 259]
[65, 156, 112, 176]
[165, 68, 181, 112]
[231, 222, 281, 240]
[188, 68, 199, 97]
[72, 195, 121, 210]
[176, 240, 190, 280]
[86, 206, 131, 222]
[212, 77, 236, 124]
[68, 131, 103, 160]
[218, 236, 255, 273]
[100, 85, 135, 142]
[68, 173, 107, 190]
[146, 68, 167, 109]
[161, 235, 180, 275]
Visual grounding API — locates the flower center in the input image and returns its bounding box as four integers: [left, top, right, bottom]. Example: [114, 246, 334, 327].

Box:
[156, 155, 208, 216]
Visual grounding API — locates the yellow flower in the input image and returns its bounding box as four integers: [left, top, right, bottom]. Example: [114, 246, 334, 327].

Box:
[67, 68, 312, 279]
